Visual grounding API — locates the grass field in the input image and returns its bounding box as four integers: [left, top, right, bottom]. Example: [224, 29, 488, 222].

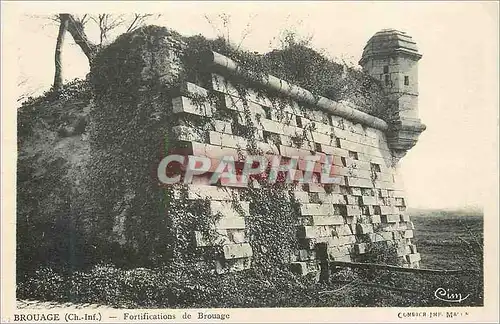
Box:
[409, 208, 483, 270]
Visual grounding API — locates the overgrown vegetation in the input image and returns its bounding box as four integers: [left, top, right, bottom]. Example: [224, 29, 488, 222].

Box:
[16, 24, 482, 308]
[17, 231, 483, 308]
[180, 30, 394, 120]
[17, 78, 93, 277]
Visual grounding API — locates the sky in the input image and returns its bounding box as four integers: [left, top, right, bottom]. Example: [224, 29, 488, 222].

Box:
[6, 1, 499, 210]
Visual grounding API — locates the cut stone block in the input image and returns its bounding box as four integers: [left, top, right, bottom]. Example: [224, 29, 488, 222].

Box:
[303, 109, 329, 124]
[344, 195, 360, 205]
[211, 74, 239, 96]
[368, 231, 393, 242]
[392, 231, 403, 240]
[229, 229, 246, 244]
[383, 197, 396, 206]
[351, 169, 373, 180]
[361, 195, 377, 205]
[312, 121, 335, 136]
[279, 134, 293, 146]
[298, 249, 316, 261]
[260, 118, 297, 136]
[297, 226, 319, 239]
[300, 203, 334, 216]
[172, 96, 213, 117]
[290, 262, 308, 276]
[337, 235, 356, 246]
[354, 243, 368, 254]
[381, 214, 400, 223]
[298, 216, 314, 226]
[304, 183, 327, 193]
[317, 225, 333, 237]
[322, 145, 349, 158]
[224, 94, 266, 115]
[174, 184, 238, 201]
[406, 253, 421, 263]
[327, 246, 349, 260]
[210, 201, 249, 217]
[317, 193, 346, 204]
[356, 223, 374, 234]
[335, 224, 353, 236]
[380, 204, 399, 215]
[216, 257, 252, 274]
[344, 215, 358, 225]
[270, 111, 297, 126]
[209, 131, 248, 149]
[400, 213, 411, 222]
[338, 139, 370, 155]
[210, 120, 233, 134]
[395, 244, 409, 257]
[333, 254, 352, 262]
[310, 131, 336, 146]
[180, 82, 209, 97]
[349, 187, 363, 196]
[257, 141, 280, 155]
[404, 230, 414, 239]
[294, 191, 310, 203]
[223, 243, 253, 259]
[346, 205, 362, 216]
[215, 217, 246, 230]
[311, 215, 345, 226]
[346, 177, 374, 188]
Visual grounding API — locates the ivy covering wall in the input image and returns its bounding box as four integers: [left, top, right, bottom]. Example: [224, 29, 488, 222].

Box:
[17, 25, 396, 275]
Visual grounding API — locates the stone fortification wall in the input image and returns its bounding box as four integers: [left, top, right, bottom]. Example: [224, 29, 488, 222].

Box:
[84, 26, 426, 274]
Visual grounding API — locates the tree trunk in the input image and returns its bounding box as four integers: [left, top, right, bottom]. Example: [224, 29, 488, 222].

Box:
[62, 14, 98, 65]
[53, 15, 69, 92]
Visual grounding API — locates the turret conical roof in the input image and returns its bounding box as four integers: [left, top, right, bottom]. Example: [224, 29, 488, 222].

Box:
[359, 29, 422, 65]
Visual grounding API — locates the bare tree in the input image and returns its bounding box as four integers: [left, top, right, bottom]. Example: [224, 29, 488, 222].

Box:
[91, 14, 125, 46]
[63, 14, 99, 64]
[204, 13, 257, 50]
[126, 14, 157, 33]
[51, 13, 160, 91]
[53, 15, 69, 92]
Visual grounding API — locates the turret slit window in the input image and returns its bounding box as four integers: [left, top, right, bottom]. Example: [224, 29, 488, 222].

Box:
[404, 76, 410, 85]
[384, 74, 390, 86]
[383, 65, 389, 74]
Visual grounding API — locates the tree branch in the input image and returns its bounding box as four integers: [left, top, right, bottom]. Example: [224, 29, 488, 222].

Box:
[62, 13, 98, 65]
[331, 260, 481, 275]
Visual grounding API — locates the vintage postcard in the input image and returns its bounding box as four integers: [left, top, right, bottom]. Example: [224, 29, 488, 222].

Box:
[1, 1, 499, 323]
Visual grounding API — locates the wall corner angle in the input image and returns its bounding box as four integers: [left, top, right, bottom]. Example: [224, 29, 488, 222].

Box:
[386, 118, 426, 162]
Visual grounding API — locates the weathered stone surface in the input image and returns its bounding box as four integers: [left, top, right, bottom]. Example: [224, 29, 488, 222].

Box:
[403, 230, 414, 239]
[172, 96, 214, 117]
[223, 243, 253, 259]
[406, 253, 421, 263]
[289, 262, 308, 276]
[356, 223, 374, 234]
[354, 243, 368, 254]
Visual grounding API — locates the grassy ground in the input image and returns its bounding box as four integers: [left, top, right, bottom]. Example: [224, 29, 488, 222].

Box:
[17, 208, 484, 308]
[410, 209, 483, 270]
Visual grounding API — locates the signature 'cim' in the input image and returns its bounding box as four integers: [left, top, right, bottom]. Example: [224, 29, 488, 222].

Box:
[434, 287, 470, 303]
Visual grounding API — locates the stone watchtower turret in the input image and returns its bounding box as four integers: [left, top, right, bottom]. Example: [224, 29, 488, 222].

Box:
[359, 29, 426, 159]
